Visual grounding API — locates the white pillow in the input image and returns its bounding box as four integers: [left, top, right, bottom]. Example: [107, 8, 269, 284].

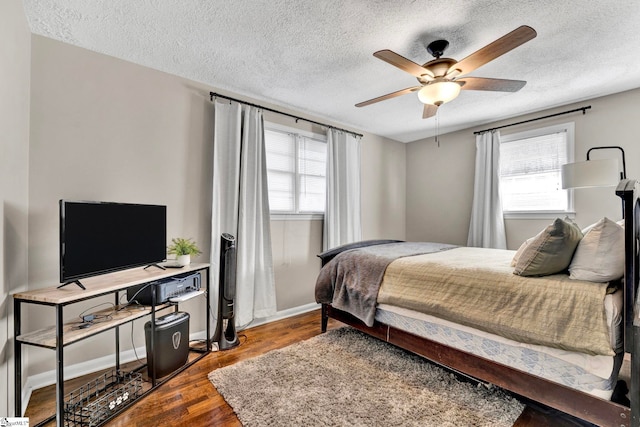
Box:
[569, 217, 624, 282]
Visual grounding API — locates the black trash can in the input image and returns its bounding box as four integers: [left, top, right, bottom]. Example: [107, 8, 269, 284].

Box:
[144, 311, 190, 378]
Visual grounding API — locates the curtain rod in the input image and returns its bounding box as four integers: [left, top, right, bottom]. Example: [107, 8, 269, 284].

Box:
[210, 92, 363, 138]
[473, 105, 591, 135]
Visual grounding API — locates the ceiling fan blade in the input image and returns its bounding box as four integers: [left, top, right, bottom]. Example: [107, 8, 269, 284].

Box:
[458, 77, 526, 92]
[374, 50, 432, 78]
[448, 26, 537, 77]
[355, 86, 422, 107]
[423, 103, 438, 119]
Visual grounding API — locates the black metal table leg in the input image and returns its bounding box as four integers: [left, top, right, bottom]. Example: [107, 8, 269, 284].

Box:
[14, 298, 22, 416]
[56, 304, 64, 427]
[206, 267, 211, 351]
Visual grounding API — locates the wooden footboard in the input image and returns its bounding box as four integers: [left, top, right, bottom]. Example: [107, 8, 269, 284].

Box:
[323, 303, 630, 427]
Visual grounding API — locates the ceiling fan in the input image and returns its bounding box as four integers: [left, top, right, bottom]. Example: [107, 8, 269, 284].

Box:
[356, 25, 537, 119]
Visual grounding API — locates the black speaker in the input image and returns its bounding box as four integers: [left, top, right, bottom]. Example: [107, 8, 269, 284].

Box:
[212, 233, 239, 350]
[144, 311, 189, 378]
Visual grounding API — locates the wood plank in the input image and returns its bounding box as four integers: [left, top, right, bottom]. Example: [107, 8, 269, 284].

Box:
[17, 304, 173, 348]
[13, 263, 209, 305]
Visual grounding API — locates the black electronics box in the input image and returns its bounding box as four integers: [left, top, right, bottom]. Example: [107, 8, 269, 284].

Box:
[127, 271, 201, 305]
[144, 311, 190, 378]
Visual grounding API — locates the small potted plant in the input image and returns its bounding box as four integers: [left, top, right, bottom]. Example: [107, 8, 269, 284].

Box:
[167, 237, 202, 266]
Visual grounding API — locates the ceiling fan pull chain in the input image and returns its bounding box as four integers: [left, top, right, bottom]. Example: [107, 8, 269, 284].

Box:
[435, 109, 440, 147]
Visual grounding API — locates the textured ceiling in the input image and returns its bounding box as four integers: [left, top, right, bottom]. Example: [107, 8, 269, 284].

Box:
[22, 0, 640, 143]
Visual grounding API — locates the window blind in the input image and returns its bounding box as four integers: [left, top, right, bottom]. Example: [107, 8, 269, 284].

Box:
[265, 130, 295, 212]
[500, 130, 569, 212]
[265, 128, 326, 214]
[298, 137, 326, 212]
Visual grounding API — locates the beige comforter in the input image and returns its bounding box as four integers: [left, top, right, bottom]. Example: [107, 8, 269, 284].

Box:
[378, 247, 614, 356]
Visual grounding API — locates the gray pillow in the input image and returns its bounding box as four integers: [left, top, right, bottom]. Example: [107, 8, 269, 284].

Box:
[513, 218, 583, 277]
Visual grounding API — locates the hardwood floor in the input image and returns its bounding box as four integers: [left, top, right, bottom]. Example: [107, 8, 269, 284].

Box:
[25, 309, 604, 426]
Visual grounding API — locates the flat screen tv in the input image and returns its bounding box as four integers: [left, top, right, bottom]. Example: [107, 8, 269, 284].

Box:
[60, 200, 167, 287]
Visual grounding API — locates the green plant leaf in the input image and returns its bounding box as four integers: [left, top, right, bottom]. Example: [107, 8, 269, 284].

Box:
[167, 237, 202, 256]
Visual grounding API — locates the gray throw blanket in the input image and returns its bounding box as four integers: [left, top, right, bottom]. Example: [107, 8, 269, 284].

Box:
[315, 242, 456, 326]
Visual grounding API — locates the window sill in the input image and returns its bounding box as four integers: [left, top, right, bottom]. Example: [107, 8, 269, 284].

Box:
[270, 213, 324, 221]
[503, 211, 575, 220]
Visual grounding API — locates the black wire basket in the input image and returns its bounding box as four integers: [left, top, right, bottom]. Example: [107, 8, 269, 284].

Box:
[63, 370, 142, 427]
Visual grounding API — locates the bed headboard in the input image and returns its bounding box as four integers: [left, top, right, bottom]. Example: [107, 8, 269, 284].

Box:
[616, 179, 639, 353]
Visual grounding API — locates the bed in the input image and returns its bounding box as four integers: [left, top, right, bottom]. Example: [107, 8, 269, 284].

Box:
[315, 179, 640, 427]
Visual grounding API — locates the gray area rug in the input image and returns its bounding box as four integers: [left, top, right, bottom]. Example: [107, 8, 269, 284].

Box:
[208, 327, 524, 426]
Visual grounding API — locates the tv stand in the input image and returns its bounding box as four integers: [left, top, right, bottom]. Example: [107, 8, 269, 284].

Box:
[56, 280, 86, 290]
[144, 263, 166, 271]
[14, 263, 210, 427]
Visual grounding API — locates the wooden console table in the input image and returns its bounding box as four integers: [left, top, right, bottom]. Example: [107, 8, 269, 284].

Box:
[13, 263, 210, 427]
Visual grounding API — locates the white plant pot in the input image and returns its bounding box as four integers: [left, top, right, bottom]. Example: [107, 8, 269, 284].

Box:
[177, 254, 191, 266]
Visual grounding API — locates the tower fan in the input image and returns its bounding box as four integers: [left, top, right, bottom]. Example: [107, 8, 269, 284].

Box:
[213, 233, 239, 350]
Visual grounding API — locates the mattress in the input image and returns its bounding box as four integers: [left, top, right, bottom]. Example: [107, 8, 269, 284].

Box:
[375, 287, 624, 399]
[378, 247, 615, 356]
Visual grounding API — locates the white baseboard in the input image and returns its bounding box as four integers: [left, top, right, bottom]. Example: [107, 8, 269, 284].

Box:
[20, 302, 321, 414]
[240, 302, 320, 330]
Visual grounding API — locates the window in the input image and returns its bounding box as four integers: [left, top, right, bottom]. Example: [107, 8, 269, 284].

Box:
[264, 124, 327, 217]
[499, 123, 574, 218]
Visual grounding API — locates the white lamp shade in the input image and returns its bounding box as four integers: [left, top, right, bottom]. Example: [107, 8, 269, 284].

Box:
[561, 158, 620, 189]
[418, 81, 461, 106]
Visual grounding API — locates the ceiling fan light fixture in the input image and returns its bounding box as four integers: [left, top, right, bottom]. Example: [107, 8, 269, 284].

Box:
[418, 81, 461, 106]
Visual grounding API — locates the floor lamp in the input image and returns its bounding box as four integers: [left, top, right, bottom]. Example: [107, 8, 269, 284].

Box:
[561, 145, 626, 215]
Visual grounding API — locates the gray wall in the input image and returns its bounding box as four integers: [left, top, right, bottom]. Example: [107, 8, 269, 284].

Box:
[1, 0, 31, 415]
[27, 34, 215, 375]
[406, 89, 640, 248]
[25, 35, 406, 378]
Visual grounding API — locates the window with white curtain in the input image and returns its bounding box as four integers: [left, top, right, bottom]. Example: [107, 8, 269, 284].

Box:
[264, 124, 327, 217]
[499, 122, 574, 218]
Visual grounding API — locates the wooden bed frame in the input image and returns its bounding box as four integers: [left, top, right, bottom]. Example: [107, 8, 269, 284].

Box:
[320, 179, 639, 427]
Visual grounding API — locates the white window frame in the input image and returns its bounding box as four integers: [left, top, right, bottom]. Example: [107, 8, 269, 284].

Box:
[500, 122, 575, 220]
[264, 122, 327, 221]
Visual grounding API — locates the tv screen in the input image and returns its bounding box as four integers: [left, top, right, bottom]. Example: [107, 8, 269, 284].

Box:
[60, 200, 167, 284]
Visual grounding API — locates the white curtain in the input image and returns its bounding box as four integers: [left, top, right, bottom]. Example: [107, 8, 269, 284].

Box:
[467, 130, 507, 249]
[323, 129, 362, 250]
[211, 99, 276, 328]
